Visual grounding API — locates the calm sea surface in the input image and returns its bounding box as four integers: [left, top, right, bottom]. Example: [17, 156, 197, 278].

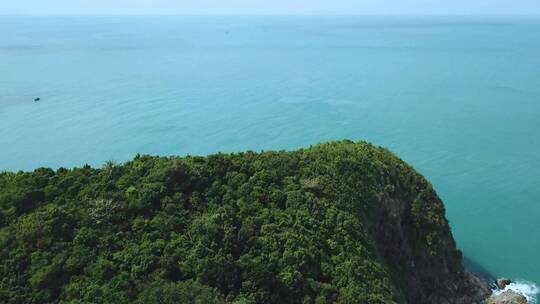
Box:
[1, 15, 539, 296]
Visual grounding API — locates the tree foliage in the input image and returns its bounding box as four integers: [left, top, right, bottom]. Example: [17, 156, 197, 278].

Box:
[0, 141, 458, 304]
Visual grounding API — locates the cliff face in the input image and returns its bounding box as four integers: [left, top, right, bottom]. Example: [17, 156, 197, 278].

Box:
[371, 165, 490, 303]
[0, 141, 488, 303]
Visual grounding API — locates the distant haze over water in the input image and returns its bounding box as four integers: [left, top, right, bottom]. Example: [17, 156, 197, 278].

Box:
[0, 15, 539, 296]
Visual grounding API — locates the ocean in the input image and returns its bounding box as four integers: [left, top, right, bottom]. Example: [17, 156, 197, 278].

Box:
[1, 15, 539, 299]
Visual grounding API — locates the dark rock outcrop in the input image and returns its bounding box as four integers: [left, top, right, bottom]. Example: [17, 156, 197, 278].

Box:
[497, 278, 513, 289]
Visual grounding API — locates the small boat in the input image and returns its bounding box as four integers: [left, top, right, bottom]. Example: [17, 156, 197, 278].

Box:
[34, 97, 40, 102]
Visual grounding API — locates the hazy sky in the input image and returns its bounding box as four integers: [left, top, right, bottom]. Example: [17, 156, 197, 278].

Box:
[2, 0, 540, 15]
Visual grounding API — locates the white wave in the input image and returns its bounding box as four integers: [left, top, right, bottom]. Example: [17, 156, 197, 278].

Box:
[492, 281, 540, 303]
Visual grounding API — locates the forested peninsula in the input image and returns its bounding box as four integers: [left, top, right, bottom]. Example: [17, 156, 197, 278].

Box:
[0, 141, 490, 303]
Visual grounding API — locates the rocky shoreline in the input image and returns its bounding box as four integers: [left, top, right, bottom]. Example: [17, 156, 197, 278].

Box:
[460, 273, 531, 304]
[482, 278, 529, 304]
[487, 290, 528, 304]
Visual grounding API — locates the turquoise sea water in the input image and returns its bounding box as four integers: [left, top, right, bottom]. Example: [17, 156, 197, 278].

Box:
[1, 16, 539, 296]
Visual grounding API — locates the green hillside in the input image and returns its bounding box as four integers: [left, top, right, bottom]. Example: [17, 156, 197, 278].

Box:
[0, 141, 485, 303]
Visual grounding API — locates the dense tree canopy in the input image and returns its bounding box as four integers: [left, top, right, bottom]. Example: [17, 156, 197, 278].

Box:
[0, 141, 462, 303]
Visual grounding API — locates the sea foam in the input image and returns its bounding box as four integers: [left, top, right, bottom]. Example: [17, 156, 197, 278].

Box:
[492, 281, 540, 303]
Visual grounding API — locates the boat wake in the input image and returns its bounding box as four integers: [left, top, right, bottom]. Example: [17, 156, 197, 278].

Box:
[492, 281, 540, 303]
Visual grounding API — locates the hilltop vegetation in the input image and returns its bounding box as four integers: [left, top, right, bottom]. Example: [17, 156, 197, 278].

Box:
[0, 141, 482, 303]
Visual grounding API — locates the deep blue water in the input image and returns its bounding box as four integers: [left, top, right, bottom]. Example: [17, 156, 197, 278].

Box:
[1, 16, 539, 298]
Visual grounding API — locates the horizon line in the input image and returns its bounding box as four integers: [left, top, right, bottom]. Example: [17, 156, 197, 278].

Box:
[2, 13, 540, 17]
